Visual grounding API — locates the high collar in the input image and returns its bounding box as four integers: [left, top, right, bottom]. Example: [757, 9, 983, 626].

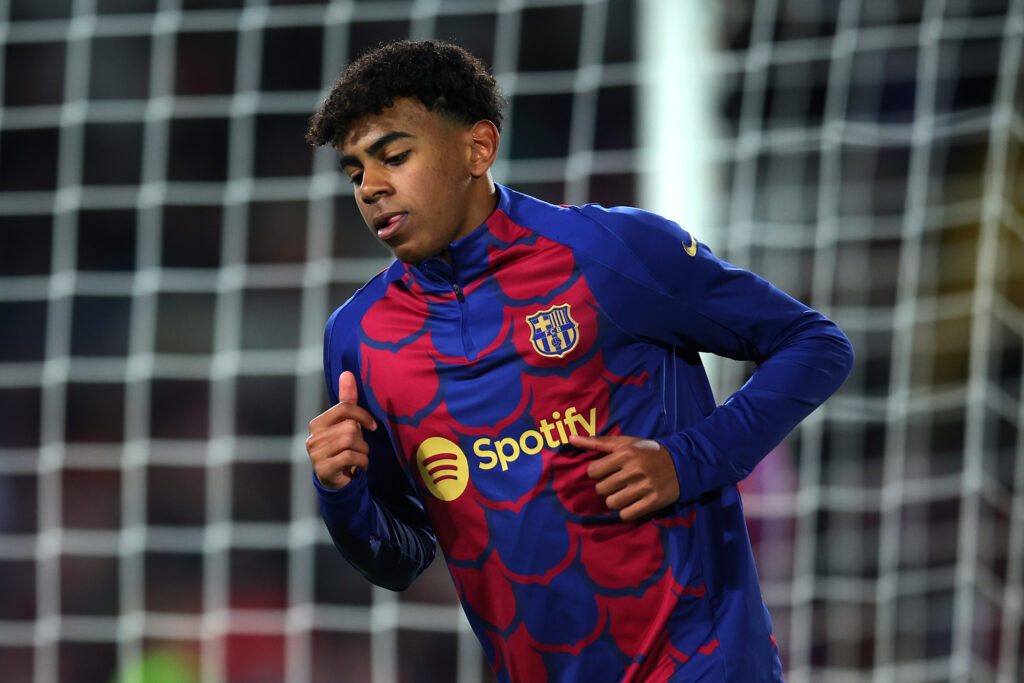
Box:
[399, 183, 514, 290]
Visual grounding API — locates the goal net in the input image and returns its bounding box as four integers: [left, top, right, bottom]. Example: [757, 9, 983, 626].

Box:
[0, 1, 1020, 682]
[696, 2, 1024, 682]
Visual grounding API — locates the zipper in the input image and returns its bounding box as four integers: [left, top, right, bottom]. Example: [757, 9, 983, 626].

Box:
[420, 258, 476, 359]
[452, 282, 476, 359]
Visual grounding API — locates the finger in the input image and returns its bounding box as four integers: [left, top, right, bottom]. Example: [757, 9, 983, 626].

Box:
[338, 370, 359, 404]
[618, 495, 659, 522]
[593, 469, 630, 497]
[316, 443, 370, 472]
[604, 483, 645, 513]
[315, 449, 369, 489]
[310, 401, 377, 432]
[334, 452, 369, 486]
[316, 454, 369, 482]
[586, 450, 626, 480]
[338, 371, 377, 430]
[569, 434, 625, 453]
[331, 448, 369, 472]
[307, 421, 370, 461]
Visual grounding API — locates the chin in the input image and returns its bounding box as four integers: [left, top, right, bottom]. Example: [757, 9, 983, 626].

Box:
[390, 245, 428, 264]
[391, 240, 445, 265]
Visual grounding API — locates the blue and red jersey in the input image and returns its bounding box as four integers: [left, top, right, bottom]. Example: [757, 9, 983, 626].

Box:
[315, 184, 854, 682]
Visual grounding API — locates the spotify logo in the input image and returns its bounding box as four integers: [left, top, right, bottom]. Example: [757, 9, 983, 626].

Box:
[415, 437, 470, 502]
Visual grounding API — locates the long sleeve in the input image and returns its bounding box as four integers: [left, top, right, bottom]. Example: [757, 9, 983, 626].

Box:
[315, 298, 436, 591]
[574, 204, 854, 502]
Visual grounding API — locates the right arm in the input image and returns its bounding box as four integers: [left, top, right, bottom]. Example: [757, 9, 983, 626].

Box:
[309, 305, 436, 591]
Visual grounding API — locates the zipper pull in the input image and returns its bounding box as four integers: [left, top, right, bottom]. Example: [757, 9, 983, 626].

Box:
[452, 283, 465, 302]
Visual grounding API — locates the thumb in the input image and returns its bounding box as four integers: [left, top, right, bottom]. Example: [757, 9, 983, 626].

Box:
[338, 370, 359, 405]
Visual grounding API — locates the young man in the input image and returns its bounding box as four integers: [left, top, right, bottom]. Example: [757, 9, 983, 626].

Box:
[304, 40, 853, 682]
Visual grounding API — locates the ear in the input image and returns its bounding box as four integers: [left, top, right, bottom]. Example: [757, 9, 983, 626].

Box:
[466, 120, 499, 178]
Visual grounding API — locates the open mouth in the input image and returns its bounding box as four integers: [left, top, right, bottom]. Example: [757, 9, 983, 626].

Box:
[374, 213, 407, 240]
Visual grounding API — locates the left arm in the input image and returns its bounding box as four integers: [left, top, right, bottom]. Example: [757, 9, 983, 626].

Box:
[574, 205, 854, 516]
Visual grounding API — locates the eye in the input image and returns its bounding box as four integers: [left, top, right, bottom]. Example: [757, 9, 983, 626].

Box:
[385, 150, 410, 166]
[347, 171, 363, 185]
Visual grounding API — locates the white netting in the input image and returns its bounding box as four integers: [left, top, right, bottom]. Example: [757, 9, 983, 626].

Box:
[0, 0, 1021, 682]
[702, 1, 1024, 682]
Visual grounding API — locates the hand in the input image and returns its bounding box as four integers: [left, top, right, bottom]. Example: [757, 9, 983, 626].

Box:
[569, 434, 681, 522]
[306, 371, 378, 490]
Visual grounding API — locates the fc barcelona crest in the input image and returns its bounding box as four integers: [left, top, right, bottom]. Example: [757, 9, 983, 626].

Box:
[526, 304, 580, 358]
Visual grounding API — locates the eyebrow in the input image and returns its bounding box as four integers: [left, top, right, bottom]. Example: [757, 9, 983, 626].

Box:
[338, 131, 413, 169]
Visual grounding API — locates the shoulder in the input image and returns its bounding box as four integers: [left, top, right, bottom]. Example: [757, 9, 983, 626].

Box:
[572, 203, 756, 305]
[502, 185, 687, 249]
[325, 262, 405, 355]
[560, 200, 709, 299]
[576, 202, 689, 240]
[573, 203, 702, 272]
[321, 262, 406, 403]
[500, 187, 694, 293]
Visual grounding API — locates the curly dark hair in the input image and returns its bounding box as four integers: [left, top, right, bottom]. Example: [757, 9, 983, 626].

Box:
[306, 40, 507, 148]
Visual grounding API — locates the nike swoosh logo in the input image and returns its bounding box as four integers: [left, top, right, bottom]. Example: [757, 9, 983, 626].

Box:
[682, 234, 698, 257]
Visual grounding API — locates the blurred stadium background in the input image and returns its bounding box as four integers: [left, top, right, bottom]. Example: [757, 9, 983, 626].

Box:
[0, 0, 1021, 681]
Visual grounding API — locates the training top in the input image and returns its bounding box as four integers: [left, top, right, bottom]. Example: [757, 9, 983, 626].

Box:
[314, 184, 854, 682]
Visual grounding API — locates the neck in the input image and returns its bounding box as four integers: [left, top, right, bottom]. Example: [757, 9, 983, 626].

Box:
[436, 176, 498, 263]
[462, 174, 499, 236]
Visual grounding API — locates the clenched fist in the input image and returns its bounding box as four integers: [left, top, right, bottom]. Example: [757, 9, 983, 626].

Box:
[306, 370, 379, 490]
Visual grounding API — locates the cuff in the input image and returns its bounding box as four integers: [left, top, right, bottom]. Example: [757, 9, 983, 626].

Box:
[312, 469, 370, 518]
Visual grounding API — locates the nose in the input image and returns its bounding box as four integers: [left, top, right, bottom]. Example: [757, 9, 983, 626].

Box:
[358, 166, 390, 204]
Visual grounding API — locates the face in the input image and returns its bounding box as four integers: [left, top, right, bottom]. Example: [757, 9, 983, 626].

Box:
[339, 98, 495, 264]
